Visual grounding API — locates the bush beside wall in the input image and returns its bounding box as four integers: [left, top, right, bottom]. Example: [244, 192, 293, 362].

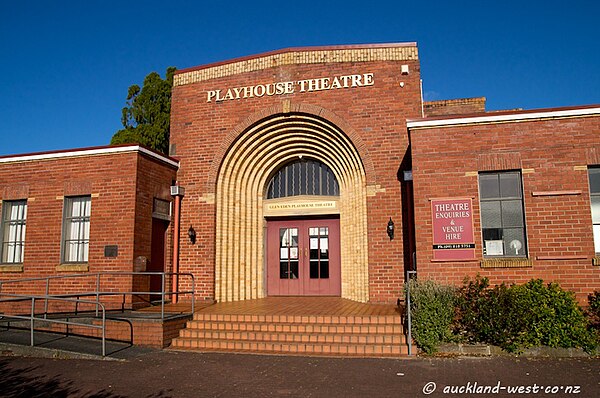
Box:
[405, 279, 456, 354]
[588, 291, 600, 330]
[407, 277, 599, 355]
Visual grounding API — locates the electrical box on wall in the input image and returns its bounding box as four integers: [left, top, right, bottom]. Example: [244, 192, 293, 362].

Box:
[170, 185, 185, 196]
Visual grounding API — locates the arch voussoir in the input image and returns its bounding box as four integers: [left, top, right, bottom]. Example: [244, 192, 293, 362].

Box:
[215, 113, 370, 302]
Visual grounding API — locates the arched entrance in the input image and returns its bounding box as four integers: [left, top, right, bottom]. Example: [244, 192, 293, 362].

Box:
[264, 159, 341, 296]
[215, 113, 369, 302]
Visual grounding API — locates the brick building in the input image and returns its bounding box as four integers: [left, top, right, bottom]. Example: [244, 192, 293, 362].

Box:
[1, 42, 599, 309]
[408, 105, 600, 303]
[0, 145, 178, 306]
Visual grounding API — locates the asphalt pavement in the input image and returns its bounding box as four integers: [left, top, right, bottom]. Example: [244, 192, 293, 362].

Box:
[1, 345, 599, 398]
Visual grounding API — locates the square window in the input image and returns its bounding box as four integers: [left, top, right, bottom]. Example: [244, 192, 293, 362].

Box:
[479, 174, 500, 199]
[499, 172, 522, 198]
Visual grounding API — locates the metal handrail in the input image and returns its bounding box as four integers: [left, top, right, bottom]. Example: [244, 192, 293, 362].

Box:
[0, 272, 197, 356]
[0, 272, 196, 320]
[0, 293, 107, 356]
[405, 269, 417, 356]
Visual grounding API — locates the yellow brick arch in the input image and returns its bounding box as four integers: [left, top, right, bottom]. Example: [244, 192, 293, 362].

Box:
[215, 113, 369, 302]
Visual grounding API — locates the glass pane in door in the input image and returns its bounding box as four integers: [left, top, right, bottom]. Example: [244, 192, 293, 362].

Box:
[279, 228, 299, 279]
[309, 227, 329, 279]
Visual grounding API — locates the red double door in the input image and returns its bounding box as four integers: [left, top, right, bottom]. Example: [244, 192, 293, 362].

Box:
[266, 218, 341, 296]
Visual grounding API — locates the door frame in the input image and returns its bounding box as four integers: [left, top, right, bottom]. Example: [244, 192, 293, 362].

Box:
[149, 218, 169, 299]
[266, 216, 341, 296]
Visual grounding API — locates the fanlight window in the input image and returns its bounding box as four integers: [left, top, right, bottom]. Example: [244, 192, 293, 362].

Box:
[266, 159, 339, 199]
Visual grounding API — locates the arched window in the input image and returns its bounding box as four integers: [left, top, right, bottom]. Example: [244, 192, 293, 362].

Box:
[266, 159, 339, 199]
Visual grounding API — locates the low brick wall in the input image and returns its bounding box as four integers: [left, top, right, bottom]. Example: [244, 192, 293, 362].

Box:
[6, 315, 190, 348]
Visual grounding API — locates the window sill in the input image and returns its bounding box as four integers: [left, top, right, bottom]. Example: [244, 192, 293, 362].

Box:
[56, 263, 89, 272]
[480, 258, 532, 268]
[0, 264, 24, 273]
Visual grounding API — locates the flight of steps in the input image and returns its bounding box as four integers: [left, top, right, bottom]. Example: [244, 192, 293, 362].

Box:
[170, 312, 407, 357]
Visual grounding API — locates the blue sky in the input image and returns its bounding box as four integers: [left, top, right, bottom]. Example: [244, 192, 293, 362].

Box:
[1, 1, 599, 156]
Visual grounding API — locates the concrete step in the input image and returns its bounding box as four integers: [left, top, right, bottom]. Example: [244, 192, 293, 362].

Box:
[178, 329, 405, 345]
[191, 313, 400, 325]
[170, 312, 407, 357]
[182, 320, 403, 334]
[170, 337, 408, 357]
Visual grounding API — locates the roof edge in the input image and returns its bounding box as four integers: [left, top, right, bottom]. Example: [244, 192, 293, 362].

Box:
[407, 104, 600, 129]
[0, 144, 180, 168]
[175, 42, 417, 75]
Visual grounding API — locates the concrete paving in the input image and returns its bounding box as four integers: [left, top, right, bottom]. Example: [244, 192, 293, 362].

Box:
[0, 339, 599, 397]
[0, 328, 156, 360]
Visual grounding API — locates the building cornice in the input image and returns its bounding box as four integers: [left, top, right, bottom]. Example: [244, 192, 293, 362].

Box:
[174, 43, 418, 87]
[0, 145, 180, 168]
[407, 105, 600, 129]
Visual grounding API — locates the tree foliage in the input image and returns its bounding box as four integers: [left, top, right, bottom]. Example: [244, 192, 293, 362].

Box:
[110, 67, 176, 154]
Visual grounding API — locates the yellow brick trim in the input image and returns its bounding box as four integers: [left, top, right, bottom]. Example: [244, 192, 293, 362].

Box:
[464, 171, 478, 177]
[56, 264, 89, 272]
[593, 256, 600, 266]
[175, 46, 419, 86]
[0, 264, 24, 273]
[366, 184, 386, 197]
[522, 168, 535, 174]
[480, 258, 533, 268]
[573, 165, 588, 171]
[199, 193, 215, 204]
[215, 114, 370, 302]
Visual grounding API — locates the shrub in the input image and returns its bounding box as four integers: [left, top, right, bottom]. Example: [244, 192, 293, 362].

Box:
[454, 276, 521, 349]
[405, 279, 457, 354]
[588, 291, 600, 329]
[455, 278, 598, 353]
[509, 280, 596, 352]
[454, 275, 490, 343]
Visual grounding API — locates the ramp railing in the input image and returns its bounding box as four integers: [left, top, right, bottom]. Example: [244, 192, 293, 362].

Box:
[0, 272, 196, 356]
[0, 271, 195, 320]
[0, 293, 107, 356]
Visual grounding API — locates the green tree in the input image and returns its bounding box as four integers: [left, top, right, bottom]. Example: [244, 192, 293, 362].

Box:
[110, 67, 176, 154]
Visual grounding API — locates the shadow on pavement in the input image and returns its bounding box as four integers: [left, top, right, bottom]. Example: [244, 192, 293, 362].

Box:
[0, 358, 124, 398]
[0, 328, 156, 360]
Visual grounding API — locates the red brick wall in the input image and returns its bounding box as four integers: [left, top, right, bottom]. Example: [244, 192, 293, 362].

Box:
[411, 115, 600, 303]
[132, 154, 178, 302]
[171, 52, 423, 303]
[25, 316, 189, 348]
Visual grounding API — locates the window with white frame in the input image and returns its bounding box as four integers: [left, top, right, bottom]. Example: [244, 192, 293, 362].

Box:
[589, 168, 600, 254]
[1, 200, 27, 263]
[479, 171, 527, 257]
[62, 196, 91, 263]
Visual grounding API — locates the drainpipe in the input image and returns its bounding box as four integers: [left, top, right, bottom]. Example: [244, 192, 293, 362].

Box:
[170, 185, 185, 304]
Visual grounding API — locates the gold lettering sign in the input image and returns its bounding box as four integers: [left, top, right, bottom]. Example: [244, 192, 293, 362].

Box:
[266, 201, 336, 211]
[207, 73, 374, 103]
